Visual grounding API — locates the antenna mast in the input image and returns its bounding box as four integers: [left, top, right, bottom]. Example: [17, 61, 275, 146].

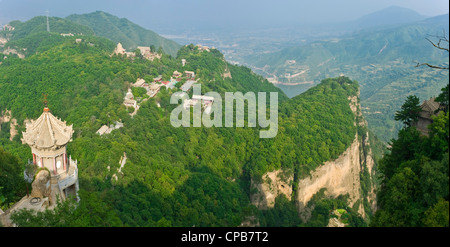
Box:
[46, 10, 50, 32]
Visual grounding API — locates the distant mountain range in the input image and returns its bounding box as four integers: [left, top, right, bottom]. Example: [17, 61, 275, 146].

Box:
[244, 13, 449, 142]
[353, 5, 427, 29]
[309, 6, 429, 35]
[66, 11, 181, 56]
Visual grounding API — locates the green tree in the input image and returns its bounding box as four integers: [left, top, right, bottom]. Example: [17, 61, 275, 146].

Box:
[372, 167, 421, 227]
[0, 147, 26, 209]
[134, 48, 142, 59]
[423, 199, 449, 227]
[427, 111, 449, 158]
[420, 155, 449, 208]
[132, 87, 147, 98]
[435, 84, 449, 113]
[395, 95, 422, 128]
[10, 190, 123, 227]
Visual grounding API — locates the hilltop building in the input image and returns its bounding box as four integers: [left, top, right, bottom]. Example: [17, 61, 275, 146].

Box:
[172, 70, 182, 78]
[123, 88, 138, 109]
[196, 44, 210, 52]
[413, 97, 443, 136]
[183, 95, 215, 114]
[2, 24, 15, 31]
[137, 46, 151, 55]
[184, 71, 195, 79]
[114, 42, 126, 55]
[133, 78, 146, 88]
[113, 43, 161, 61]
[147, 83, 162, 97]
[96, 121, 124, 136]
[180, 80, 197, 92]
[21, 104, 79, 201]
[0, 103, 79, 226]
[113, 42, 134, 57]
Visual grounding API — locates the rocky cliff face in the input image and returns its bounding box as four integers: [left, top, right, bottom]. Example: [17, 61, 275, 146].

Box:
[250, 169, 293, 209]
[296, 134, 364, 216]
[0, 109, 18, 141]
[251, 92, 377, 221]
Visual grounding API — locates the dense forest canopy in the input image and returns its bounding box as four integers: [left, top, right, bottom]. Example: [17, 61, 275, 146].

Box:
[0, 21, 368, 226]
[371, 106, 449, 227]
[3, 16, 95, 41]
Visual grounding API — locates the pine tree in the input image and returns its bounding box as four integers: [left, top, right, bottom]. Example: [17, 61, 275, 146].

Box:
[395, 95, 422, 128]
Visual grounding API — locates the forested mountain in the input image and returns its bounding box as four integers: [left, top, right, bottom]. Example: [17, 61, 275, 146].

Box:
[2, 16, 95, 41]
[0, 16, 95, 57]
[245, 14, 449, 142]
[66, 11, 181, 57]
[0, 15, 378, 226]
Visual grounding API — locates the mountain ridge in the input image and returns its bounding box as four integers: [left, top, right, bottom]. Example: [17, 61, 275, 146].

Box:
[66, 11, 181, 57]
[354, 5, 427, 29]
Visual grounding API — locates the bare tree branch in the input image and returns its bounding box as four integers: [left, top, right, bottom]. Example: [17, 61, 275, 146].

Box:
[415, 31, 449, 70]
[425, 34, 449, 52]
[414, 62, 449, 70]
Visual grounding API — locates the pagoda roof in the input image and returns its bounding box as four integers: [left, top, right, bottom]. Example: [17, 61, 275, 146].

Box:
[22, 109, 73, 150]
[419, 97, 441, 119]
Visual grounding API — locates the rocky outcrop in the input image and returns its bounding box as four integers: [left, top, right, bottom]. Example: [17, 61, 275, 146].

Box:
[0, 37, 8, 47]
[327, 210, 348, 227]
[222, 66, 232, 79]
[251, 90, 377, 223]
[251, 134, 370, 219]
[0, 109, 18, 141]
[361, 130, 378, 212]
[30, 170, 51, 199]
[250, 169, 293, 209]
[295, 94, 375, 220]
[1, 47, 25, 58]
[0, 109, 12, 123]
[296, 134, 365, 218]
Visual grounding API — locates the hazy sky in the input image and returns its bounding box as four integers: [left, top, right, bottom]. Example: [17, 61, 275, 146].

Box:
[0, 0, 448, 32]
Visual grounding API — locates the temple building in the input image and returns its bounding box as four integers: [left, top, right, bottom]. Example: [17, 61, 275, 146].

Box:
[0, 103, 79, 226]
[113, 42, 126, 55]
[123, 88, 138, 109]
[21, 103, 79, 203]
[413, 97, 442, 136]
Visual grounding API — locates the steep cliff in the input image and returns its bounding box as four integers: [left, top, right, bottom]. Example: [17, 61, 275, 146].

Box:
[251, 90, 378, 223]
[250, 169, 293, 209]
[296, 134, 364, 217]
